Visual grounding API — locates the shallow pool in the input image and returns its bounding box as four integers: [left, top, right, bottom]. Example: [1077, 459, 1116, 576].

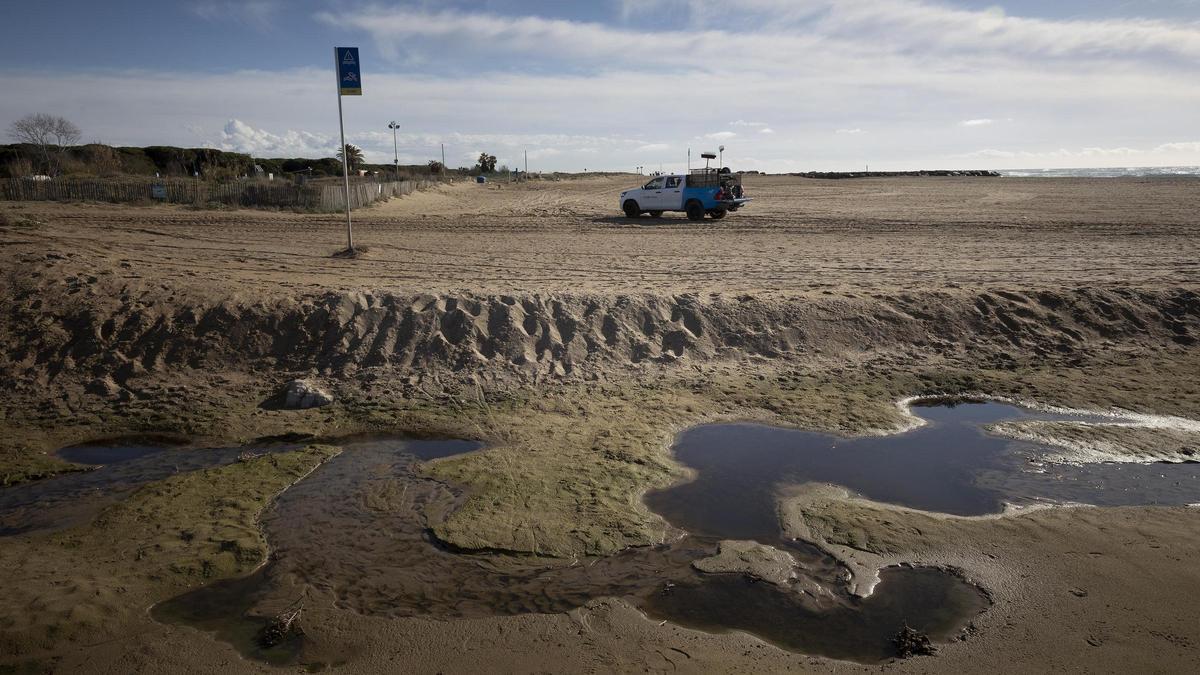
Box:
[0, 436, 300, 537]
[648, 401, 1200, 531]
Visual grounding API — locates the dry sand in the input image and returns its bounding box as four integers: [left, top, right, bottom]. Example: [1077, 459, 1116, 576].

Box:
[1, 174, 1198, 672]
[2, 175, 1196, 298]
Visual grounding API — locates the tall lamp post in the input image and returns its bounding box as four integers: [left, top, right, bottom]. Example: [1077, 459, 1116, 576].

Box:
[719, 145, 725, 170]
[387, 121, 399, 180]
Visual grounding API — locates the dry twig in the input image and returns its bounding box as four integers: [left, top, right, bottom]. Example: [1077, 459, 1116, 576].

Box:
[257, 598, 305, 648]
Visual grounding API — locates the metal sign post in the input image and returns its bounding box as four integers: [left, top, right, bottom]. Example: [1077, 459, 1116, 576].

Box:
[335, 47, 361, 251]
[388, 121, 399, 180]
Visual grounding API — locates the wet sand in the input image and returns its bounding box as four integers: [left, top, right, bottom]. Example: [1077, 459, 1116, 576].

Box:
[782, 489, 1200, 672]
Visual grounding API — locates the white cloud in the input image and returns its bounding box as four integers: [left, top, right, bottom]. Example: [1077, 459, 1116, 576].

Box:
[213, 120, 642, 164]
[4, 62, 1198, 173]
[759, 128, 775, 134]
[1156, 141, 1200, 153]
[219, 119, 334, 156]
[639, 0, 1200, 61]
[5, 3, 1200, 173]
[953, 141, 1200, 164]
[315, 8, 747, 70]
[960, 119, 995, 127]
[524, 147, 561, 161]
[1078, 146, 1142, 156]
[959, 148, 1016, 159]
[190, 1, 280, 29]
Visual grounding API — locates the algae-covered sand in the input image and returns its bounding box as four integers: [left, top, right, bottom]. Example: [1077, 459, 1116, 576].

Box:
[1, 175, 1198, 671]
[0, 445, 338, 659]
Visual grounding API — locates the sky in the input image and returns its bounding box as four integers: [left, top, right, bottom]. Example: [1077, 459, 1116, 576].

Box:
[2, 0, 1199, 173]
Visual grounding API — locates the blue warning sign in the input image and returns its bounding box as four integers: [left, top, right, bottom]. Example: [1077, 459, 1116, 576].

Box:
[336, 47, 361, 96]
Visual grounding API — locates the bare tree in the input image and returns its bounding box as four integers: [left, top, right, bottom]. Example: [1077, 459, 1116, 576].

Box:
[7, 113, 81, 176]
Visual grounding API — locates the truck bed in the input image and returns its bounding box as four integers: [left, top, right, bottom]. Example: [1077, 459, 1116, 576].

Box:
[686, 169, 742, 188]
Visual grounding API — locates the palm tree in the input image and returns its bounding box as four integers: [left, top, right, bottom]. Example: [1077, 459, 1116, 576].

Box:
[476, 152, 497, 174]
[336, 144, 365, 170]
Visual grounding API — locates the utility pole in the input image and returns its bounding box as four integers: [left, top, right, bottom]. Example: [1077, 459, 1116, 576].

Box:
[688, 148, 691, 171]
[524, 148, 528, 177]
[441, 143, 446, 179]
[388, 121, 399, 181]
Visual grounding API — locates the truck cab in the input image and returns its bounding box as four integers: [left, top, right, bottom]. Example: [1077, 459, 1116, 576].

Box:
[619, 169, 750, 221]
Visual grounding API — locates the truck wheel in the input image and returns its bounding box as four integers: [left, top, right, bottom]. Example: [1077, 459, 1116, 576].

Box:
[685, 201, 705, 221]
[709, 209, 727, 220]
[649, 211, 663, 218]
[623, 200, 641, 218]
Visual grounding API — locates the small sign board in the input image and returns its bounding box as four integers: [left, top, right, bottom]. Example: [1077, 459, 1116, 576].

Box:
[151, 184, 167, 200]
[336, 47, 362, 96]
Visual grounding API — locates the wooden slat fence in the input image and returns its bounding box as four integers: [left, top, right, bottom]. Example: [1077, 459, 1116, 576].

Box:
[0, 177, 436, 212]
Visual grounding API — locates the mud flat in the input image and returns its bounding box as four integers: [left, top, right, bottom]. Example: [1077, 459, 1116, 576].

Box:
[1, 176, 1199, 672]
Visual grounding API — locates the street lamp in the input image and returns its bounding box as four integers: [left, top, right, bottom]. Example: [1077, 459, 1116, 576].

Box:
[387, 121, 400, 180]
[719, 145, 725, 170]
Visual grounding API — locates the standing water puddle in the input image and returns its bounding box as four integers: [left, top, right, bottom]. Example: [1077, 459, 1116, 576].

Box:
[639, 401, 1200, 657]
[56, 435, 186, 465]
[0, 437, 302, 537]
[30, 401, 1196, 666]
[648, 401, 1200, 528]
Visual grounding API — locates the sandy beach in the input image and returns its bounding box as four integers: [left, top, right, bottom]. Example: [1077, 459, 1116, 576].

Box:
[1, 174, 1198, 672]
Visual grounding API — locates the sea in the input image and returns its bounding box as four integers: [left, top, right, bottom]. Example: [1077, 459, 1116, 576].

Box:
[999, 166, 1200, 178]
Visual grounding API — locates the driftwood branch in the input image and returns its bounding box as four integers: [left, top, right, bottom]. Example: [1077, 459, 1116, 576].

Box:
[257, 598, 305, 648]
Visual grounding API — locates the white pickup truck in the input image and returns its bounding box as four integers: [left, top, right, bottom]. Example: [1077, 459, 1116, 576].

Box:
[619, 169, 750, 220]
